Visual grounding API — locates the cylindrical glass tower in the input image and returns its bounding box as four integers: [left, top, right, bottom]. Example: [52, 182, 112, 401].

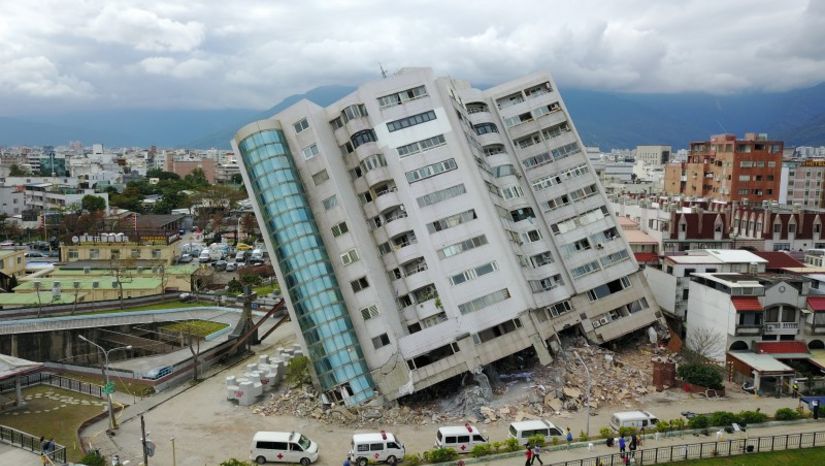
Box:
[235, 122, 375, 404]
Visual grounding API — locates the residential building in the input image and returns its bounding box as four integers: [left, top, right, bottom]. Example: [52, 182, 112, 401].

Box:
[780, 159, 825, 208]
[635, 145, 671, 167]
[216, 161, 241, 183]
[165, 158, 217, 183]
[0, 185, 24, 216]
[23, 184, 109, 214]
[233, 67, 664, 405]
[0, 249, 26, 291]
[664, 133, 783, 202]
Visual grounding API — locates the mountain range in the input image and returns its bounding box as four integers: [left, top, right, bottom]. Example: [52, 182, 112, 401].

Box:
[2, 83, 825, 150]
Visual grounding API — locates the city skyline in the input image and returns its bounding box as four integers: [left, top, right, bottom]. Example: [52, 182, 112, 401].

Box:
[1, 0, 824, 115]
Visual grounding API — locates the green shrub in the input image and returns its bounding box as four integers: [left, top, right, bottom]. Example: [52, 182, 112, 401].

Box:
[402, 454, 422, 466]
[490, 441, 503, 453]
[79, 452, 105, 466]
[470, 443, 493, 458]
[422, 447, 458, 463]
[527, 433, 546, 447]
[220, 460, 252, 466]
[285, 355, 311, 386]
[578, 430, 589, 442]
[775, 407, 802, 421]
[736, 410, 768, 424]
[688, 415, 710, 429]
[677, 363, 724, 389]
[656, 420, 671, 433]
[599, 427, 613, 439]
[504, 437, 521, 452]
[670, 418, 687, 431]
[618, 426, 637, 437]
[550, 436, 560, 446]
[708, 411, 738, 426]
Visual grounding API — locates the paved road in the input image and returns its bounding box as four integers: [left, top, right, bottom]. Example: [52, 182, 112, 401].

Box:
[0, 443, 42, 466]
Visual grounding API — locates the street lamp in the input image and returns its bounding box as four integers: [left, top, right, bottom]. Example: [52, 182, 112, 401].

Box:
[78, 335, 132, 430]
[573, 351, 592, 440]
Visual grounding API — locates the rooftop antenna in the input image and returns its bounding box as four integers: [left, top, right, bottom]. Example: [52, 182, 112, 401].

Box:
[379, 62, 388, 79]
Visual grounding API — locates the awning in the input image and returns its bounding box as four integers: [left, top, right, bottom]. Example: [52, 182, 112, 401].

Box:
[727, 352, 795, 374]
[731, 297, 763, 312]
[634, 252, 659, 263]
[807, 296, 825, 313]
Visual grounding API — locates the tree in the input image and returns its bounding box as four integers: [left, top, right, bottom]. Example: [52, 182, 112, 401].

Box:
[184, 168, 209, 188]
[109, 257, 136, 310]
[239, 213, 257, 241]
[684, 326, 726, 363]
[81, 195, 107, 213]
[230, 173, 244, 185]
[8, 163, 29, 176]
[146, 168, 180, 181]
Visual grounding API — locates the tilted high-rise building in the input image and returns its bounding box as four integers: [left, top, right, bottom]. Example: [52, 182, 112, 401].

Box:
[233, 68, 665, 405]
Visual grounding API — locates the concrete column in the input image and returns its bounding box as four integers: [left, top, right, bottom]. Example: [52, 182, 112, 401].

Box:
[64, 331, 73, 360]
[15, 376, 24, 407]
[50, 332, 64, 360]
[10, 334, 18, 357]
[530, 334, 554, 365]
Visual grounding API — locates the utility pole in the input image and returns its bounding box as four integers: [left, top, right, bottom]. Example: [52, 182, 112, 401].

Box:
[141, 415, 149, 466]
[574, 351, 592, 440]
[78, 335, 131, 430]
[170, 437, 176, 466]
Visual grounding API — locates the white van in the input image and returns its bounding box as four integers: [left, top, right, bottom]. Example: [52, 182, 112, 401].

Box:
[609, 411, 659, 431]
[508, 420, 563, 445]
[249, 431, 319, 465]
[350, 432, 405, 466]
[436, 424, 488, 452]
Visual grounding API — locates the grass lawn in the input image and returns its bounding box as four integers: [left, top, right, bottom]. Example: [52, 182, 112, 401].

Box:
[75, 299, 212, 315]
[0, 386, 108, 461]
[59, 372, 155, 398]
[253, 282, 280, 296]
[159, 319, 229, 337]
[658, 446, 825, 465]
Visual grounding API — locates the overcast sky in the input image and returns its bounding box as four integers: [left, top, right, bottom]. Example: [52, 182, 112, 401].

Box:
[1, 0, 823, 114]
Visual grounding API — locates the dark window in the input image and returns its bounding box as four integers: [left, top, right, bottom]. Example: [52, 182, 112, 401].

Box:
[351, 277, 370, 293]
[351, 129, 378, 148]
[387, 110, 437, 132]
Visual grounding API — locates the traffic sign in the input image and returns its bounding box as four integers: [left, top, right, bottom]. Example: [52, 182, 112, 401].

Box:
[102, 382, 116, 395]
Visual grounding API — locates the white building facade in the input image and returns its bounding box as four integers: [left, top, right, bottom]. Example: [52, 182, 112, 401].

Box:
[233, 68, 664, 405]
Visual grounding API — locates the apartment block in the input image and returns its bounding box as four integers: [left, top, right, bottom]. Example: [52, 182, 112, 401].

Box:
[664, 133, 783, 202]
[233, 67, 664, 405]
[635, 145, 671, 167]
[780, 159, 825, 208]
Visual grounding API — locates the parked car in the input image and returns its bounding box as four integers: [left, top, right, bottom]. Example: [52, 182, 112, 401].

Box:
[436, 424, 488, 452]
[350, 432, 404, 466]
[213, 260, 228, 271]
[508, 420, 563, 445]
[198, 250, 212, 263]
[225, 261, 238, 272]
[178, 253, 193, 263]
[25, 251, 47, 258]
[250, 431, 319, 465]
[609, 411, 659, 431]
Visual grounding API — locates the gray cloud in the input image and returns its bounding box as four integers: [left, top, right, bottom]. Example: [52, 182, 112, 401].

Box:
[0, 0, 822, 114]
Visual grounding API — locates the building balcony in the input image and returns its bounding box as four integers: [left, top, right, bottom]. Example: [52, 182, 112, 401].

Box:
[468, 110, 496, 127]
[363, 166, 392, 187]
[763, 322, 799, 335]
[393, 241, 420, 265]
[344, 116, 372, 136]
[384, 213, 411, 238]
[733, 324, 763, 336]
[404, 268, 432, 294]
[476, 131, 504, 147]
[373, 189, 401, 214]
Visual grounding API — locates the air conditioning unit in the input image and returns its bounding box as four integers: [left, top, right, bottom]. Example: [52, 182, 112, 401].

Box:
[599, 317, 610, 326]
[92, 281, 99, 288]
[83, 267, 90, 274]
[592, 319, 602, 328]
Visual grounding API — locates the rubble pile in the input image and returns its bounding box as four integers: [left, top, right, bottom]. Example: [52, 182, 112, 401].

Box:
[251, 337, 677, 426]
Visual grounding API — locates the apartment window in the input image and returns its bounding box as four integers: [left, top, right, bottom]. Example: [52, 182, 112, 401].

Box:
[372, 333, 390, 349]
[322, 195, 338, 210]
[600, 249, 630, 268]
[351, 129, 378, 148]
[111, 249, 121, 260]
[449, 261, 498, 285]
[768, 161, 777, 168]
[360, 305, 380, 320]
[377, 85, 428, 109]
[131, 248, 141, 259]
[350, 276, 369, 293]
[406, 158, 458, 183]
[738, 175, 750, 181]
[740, 160, 754, 168]
[529, 251, 554, 268]
[587, 276, 632, 301]
[302, 143, 319, 160]
[312, 169, 329, 185]
[502, 185, 524, 199]
[473, 123, 499, 135]
[767, 175, 774, 181]
[360, 153, 387, 172]
[682, 289, 689, 301]
[331, 221, 348, 237]
[523, 230, 542, 243]
[437, 234, 488, 259]
[68, 249, 79, 259]
[340, 249, 360, 265]
[531, 164, 589, 191]
[571, 261, 601, 278]
[529, 275, 564, 293]
[552, 206, 609, 235]
[427, 209, 477, 233]
[330, 117, 344, 129]
[387, 110, 437, 132]
[378, 242, 392, 255]
[417, 184, 466, 207]
[510, 207, 535, 222]
[773, 223, 781, 234]
[522, 151, 553, 170]
[552, 142, 581, 161]
[458, 288, 511, 314]
[789, 223, 797, 234]
[89, 249, 100, 259]
[475, 319, 522, 344]
[484, 144, 506, 156]
[293, 118, 309, 133]
[342, 103, 368, 122]
[396, 134, 446, 158]
[548, 300, 572, 317]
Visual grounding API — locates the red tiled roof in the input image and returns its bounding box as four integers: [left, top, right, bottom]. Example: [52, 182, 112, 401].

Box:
[751, 251, 804, 269]
[634, 252, 659, 263]
[807, 296, 825, 312]
[756, 341, 809, 355]
[731, 297, 763, 312]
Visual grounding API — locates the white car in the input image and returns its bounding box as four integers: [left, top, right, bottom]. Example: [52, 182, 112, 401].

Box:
[350, 432, 404, 466]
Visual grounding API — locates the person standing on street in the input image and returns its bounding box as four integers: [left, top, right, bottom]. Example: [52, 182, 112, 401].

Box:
[343, 456, 352, 466]
[565, 427, 573, 449]
[618, 435, 626, 458]
[524, 445, 533, 466]
[629, 434, 638, 458]
[531, 444, 543, 465]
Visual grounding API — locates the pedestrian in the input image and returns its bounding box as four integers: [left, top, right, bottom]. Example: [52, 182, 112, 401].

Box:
[629, 434, 638, 458]
[39, 436, 46, 452]
[46, 438, 55, 453]
[524, 445, 533, 466]
[618, 436, 626, 458]
[565, 427, 573, 449]
[531, 444, 543, 466]
[813, 399, 820, 420]
[639, 427, 645, 447]
[40, 453, 48, 466]
[112, 454, 122, 466]
[793, 381, 799, 398]
[343, 456, 352, 466]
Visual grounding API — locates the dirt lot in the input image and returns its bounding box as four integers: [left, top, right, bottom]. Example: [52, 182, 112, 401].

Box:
[87, 324, 800, 466]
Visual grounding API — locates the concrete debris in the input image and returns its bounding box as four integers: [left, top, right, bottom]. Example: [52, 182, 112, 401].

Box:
[251, 335, 677, 427]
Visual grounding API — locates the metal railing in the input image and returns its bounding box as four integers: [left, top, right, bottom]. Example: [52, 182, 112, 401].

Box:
[0, 372, 104, 399]
[547, 430, 825, 466]
[0, 424, 67, 464]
